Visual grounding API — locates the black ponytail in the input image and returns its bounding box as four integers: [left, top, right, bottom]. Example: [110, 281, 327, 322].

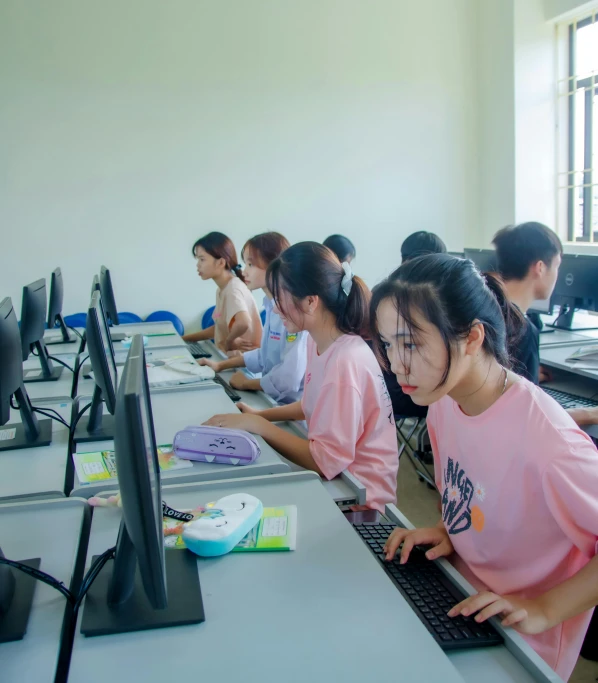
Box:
[370, 253, 523, 387]
[267, 242, 370, 337]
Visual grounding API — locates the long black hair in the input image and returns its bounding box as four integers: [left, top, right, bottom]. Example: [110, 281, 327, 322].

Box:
[192, 232, 246, 283]
[267, 241, 370, 336]
[370, 253, 524, 387]
[323, 234, 356, 263]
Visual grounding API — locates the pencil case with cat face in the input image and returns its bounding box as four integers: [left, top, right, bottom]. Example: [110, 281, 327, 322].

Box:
[172, 426, 261, 465]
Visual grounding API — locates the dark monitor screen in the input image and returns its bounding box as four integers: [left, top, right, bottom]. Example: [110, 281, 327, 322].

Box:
[91, 274, 100, 298]
[99, 266, 119, 326]
[463, 248, 498, 273]
[20, 279, 47, 362]
[47, 268, 64, 329]
[87, 292, 118, 415]
[114, 335, 166, 607]
[0, 298, 23, 425]
[551, 254, 598, 312]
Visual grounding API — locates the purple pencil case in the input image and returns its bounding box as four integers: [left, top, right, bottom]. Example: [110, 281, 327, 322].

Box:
[172, 426, 261, 466]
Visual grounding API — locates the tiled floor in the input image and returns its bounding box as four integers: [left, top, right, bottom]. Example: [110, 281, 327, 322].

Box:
[396, 454, 598, 683]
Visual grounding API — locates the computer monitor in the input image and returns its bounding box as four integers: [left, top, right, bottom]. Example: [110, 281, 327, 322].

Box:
[548, 254, 598, 331]
[80, 335, 204, 637]
[45, 268, 76, 345]
[20, 280, 63, 383]
[99, 266, 119, 326]
[0, 546, 40, 643]
[463, 248, 498, 273]
[74, 292, 118, 443]
[0, 297, 52, 452]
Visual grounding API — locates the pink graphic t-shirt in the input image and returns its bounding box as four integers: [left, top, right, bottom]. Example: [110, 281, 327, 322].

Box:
[301, 334, 398, 513]
[427, 378, 598, 680]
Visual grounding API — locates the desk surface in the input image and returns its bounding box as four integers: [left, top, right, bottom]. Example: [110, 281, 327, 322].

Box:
[538, 329, 595, 348]
[540, 344, 598, 381]
[22, 354, 76, 402]
[70, 386, 289, 498]
[68, 473, 466, 683]
[1, 497, 88, 683]
[0, 399, 71, 501]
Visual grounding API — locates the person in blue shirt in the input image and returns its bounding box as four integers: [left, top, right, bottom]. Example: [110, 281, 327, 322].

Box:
[199, 232, 308, 404]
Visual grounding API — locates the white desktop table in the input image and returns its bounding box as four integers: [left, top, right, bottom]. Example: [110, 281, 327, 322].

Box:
[1, 497, 89, 683]
[22, 353, 77, 402]
[0, 399, 71, 501]
[70, 386, 290, 498]
[67, 472, 466, 683]
[538, 329, 595, 348]
[540, 344, 598, 382]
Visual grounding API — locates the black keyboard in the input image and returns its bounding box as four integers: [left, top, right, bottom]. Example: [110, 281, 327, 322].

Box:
[542, 387, 598, 409]
[186, 342, 212, 359]
[214, 376, 241, 402]
[353, 523, 503, 651]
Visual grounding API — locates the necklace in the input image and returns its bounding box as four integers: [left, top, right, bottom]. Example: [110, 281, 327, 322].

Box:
[500, 366, 508, 396]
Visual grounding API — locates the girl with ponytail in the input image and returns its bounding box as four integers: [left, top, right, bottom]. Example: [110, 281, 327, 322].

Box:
[372, 253, 598, 681]
[205, 242, 399, 513]
[183, 232, 262, 353]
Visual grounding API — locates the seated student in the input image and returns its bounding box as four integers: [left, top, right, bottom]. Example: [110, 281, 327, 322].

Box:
[198, 232, 308, 404]
[182, 232, 262, 354]
[493, 222, 598, 427]
[373, 253, 598, 682]
[323, 234, 356, 264]
[383, 231, 447, 419]
[204, 242, 398, 513]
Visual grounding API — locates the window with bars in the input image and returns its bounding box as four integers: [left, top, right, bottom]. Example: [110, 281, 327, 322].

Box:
[557, 11, 598, 243]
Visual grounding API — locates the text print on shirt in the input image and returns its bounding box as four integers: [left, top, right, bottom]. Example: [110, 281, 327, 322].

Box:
[441, 457, 486, 535]
[378, 374, 394, 425]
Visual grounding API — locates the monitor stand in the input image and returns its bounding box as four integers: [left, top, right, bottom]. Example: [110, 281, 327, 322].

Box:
[80, 524, 205, 637]
[45, 315, 77, 345]
[546, 302, 598, 332]
[0, 387, 53, 452]
[0, 553, 41, 643]
[109, 330, 126, 342]
[73, 386, 115, 444]
[23, 342, 64, 383]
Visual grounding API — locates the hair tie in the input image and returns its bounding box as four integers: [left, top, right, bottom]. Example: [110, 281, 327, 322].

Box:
[233, 264, 243, 273]
[341, 262, 354, 297]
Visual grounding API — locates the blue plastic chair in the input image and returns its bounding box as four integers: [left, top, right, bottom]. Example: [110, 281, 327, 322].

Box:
[118, 312, 143, 324]
[145, 310, 184, 336]
[260, 309, 266, 326]
[202, 305, 216, 330]
[64, 313, 88, 328]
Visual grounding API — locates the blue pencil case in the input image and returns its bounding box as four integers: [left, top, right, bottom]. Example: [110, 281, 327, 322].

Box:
[182, 494, 263, 557]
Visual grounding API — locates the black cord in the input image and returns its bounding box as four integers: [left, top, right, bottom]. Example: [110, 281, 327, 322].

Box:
[47, 355, 74, 373]
[32, 407, 71, 430]
[77, 355, 90, 381]
[10, 396, 19, 410]
[70, 402, 92, 436]
[68, 326, 84, 340]
[73, 546, 116, 610]
[0, 557, 75, 604]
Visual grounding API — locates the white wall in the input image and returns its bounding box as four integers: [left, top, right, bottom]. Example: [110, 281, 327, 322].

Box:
[0, 0, 478, 329]
[544, 0, 597, 20]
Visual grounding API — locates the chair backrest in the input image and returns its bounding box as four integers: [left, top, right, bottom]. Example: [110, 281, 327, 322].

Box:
[260, 309, 266, 326]
[118, 311, 143, 324]
[145, 310, 184, 336]
[202, 305, 216, 330]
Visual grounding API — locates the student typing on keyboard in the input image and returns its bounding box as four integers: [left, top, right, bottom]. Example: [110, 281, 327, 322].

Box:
[372, 254, 598, 682]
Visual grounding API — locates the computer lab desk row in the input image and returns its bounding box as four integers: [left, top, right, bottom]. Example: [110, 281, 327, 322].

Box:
[2, 472, 562, 683]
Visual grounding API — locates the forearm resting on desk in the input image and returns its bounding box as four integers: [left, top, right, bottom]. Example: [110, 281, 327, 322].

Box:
[183, 326, 214, 343]
[256, 401, 305, 422]
[567, 406, 598, 426]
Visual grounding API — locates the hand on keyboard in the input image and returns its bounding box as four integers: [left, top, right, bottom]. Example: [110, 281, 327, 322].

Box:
[197, 358, 221, 372]
[448, 591, 551, 636]
[384, 526, 454, 564]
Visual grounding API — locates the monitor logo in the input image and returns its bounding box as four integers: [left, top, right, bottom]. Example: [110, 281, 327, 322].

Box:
[565, 273, 574, 287]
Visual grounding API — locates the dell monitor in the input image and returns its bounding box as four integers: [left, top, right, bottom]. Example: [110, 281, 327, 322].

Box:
[74, 292, 118, 443]
[80, 334, 204, 637]
[20, 280, 63, 383]
[99, 266, 119, 326]
[0, 297, 52, 452]
[45, 268, 76, 345]
[463, 248, 498, 274]
[547, 254, 598, 331]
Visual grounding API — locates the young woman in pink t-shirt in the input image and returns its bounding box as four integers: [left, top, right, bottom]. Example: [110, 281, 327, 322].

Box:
[373, 253, 598, 681]
[204, 241, 399, 513]
[182, 232, 262, 353]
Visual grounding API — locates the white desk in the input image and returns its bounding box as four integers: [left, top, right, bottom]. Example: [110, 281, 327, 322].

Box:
[70, 386, 290, 498]
[22, 354, 76, 402]
[0, 399, 71, 502]
[116, 321, 178, 336]
[68, 472, 467, 683]
[0, 497, 88, 683]
[538, 329, 595, 348]
[540, 344, 598, 382]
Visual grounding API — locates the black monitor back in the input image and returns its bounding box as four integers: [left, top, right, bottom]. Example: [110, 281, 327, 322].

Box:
[20, 280, 47, 362]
